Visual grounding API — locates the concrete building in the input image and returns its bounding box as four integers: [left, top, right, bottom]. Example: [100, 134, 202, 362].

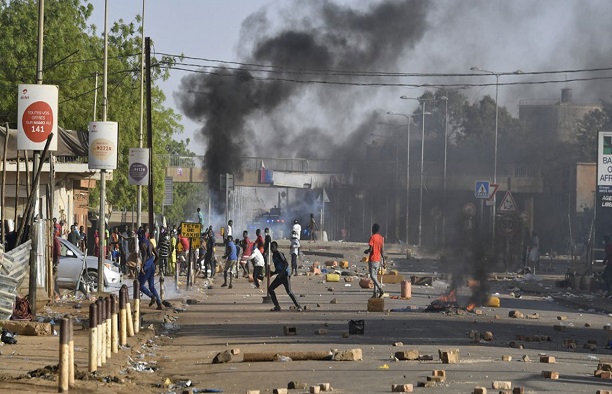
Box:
[519, 88, 600, 142]
[519, 89, 601, 256]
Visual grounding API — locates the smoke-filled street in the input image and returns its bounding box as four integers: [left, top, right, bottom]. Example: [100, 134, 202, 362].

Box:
[2, 240, 611, 393]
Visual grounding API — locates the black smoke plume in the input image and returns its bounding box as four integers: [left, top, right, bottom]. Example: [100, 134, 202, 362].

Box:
[176, 0, 431, 199]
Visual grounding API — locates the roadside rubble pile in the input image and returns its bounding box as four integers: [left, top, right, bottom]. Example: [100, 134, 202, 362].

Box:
[0, 278, 185, 392]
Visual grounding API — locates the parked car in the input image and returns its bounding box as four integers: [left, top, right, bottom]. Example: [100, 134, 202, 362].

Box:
[57, 238, 122, 294]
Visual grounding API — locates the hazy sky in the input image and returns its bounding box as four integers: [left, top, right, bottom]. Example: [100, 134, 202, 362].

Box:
[90, 0, 273, 151]
[91, 0, 612, 157]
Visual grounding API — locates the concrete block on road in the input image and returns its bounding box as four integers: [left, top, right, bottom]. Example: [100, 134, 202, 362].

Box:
[512, 388, 524, 394]
[427, 376, 445, 383]
[333, 348, 362, 361]
[501, 355, 512, 361]
[309, 385, 320, 393]
[212, 350, 232, 364]
[481, 331, 493, 341]
[492, 381, 511, 389]
[391, 384, 413, 392]
[288, 381, 308, 389]
[395, 350, 419, 361]
[541, 371, 559, 379]
[417, 381, 436, 387]
[283, 325, 297, 335]
[438, 349, 459, 364]
[367, 297, 384, 312]
[273, 389, 288, 394]
[230, 348, 241, 355]
[473, 387, 487, 394]
[318, 383, 331, 391]
[359, 278, 374, 289]
[432, 370, 446, 377]
[557, 315, 567, 320]
[245, 391, 260, 394]
[509, 310, 524, 318]
[598, 362, 612, 372]
[539, 356, 555, 363]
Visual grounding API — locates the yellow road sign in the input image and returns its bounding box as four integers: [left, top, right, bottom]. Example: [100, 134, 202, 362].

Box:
[181, 222, 201, 239]
[191, 237, 201, 249]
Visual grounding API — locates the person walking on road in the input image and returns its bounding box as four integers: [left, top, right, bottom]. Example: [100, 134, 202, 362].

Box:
[364, 223, 385, 298]
[239, 230, 252, 278]
[308, 213, 318, 242]
[157, 229, 170, 276]
[222, 236, 238, 289]
[138, 234, 162, 309]
[268, 241, 302, 311]
[290, 230, 300, 276]
[249, 246, 265, 289]
[293, 220, 302, 240]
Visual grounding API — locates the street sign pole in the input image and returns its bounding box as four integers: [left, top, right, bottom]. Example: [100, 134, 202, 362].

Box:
[187, 238, 192, 290]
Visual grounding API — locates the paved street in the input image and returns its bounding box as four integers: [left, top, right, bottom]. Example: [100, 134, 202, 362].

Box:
[147, 242, 612, 393]
[2, 241, 611, 393]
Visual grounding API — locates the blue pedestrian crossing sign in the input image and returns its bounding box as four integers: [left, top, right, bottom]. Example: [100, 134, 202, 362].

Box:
[475, 181, 490, 199]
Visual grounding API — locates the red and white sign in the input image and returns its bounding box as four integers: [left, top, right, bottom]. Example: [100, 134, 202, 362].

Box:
[17, 84, 58, 151]
[88, 121, 118, 170]
[498, 191, 518, 213]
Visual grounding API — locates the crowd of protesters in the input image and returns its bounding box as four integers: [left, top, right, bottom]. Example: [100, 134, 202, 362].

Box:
[47, 209, 321, 311]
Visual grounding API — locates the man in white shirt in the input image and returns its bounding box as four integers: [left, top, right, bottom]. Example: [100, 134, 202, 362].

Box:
[292, 220, 301, 240]
[248, 247, 265, 288]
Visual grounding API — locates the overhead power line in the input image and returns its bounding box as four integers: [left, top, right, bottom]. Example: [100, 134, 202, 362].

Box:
[157, 51, 612, 79]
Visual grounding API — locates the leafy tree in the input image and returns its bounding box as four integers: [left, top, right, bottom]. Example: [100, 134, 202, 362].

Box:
[0, 0, 185, 216]
[162, 138, 208, 226]
[573, 101, 612, 161]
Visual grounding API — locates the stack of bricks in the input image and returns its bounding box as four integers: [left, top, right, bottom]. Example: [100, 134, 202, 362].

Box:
[594, 360, 612, 379]
[427, 370, 445, 383]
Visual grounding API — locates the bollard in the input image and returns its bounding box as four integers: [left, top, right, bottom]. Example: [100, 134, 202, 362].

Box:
[88, 302, 98, 372]
[59, 318, 69, 392]
[105, 297, 111, 358]
[99, 298, 107, 365]
[96, 298, 104, 366]
[133, 280, 140, 334]
[119, 287, 127, 346]
[110, 294, 118, 354]
[65, 315, 75, 388]
[125, 288, 135, 337]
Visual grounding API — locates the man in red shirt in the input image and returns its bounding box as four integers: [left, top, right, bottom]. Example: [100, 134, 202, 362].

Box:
[364, 223, 385, 298]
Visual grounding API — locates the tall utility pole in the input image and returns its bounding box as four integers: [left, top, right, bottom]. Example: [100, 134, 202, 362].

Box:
[29, 0, 45, 316]
[97, 0, 109, 291]
[137, 0, 145, 229]
[145, 37, 154, 229]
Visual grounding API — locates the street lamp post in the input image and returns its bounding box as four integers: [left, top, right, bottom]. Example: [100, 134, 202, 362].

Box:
[418, 100, 426, 247]
[385, 113, 413, 245]
[441, 96, 448, 245]
[399, 96, 437, 247]
[376, 122, 403, 241]
[470, 67, 499, 249]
